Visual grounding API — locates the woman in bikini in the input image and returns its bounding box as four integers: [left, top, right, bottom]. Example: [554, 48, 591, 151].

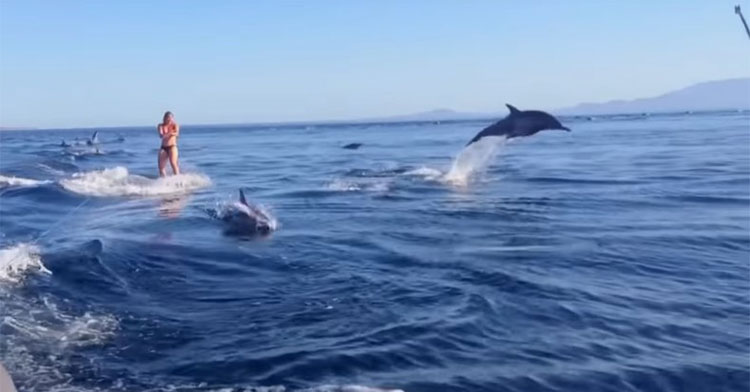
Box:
[158, 111, 180, 176]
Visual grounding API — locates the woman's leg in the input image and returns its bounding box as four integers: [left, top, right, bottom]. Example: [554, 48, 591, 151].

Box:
[168, 146, 180, 175]
[158, 149, 168, 177]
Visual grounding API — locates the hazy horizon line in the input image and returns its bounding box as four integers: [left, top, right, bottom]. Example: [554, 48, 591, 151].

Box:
[4, 76, 748, 131]
[2, 107, 747, 132]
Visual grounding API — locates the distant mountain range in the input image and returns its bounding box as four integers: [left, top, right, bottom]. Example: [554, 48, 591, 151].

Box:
[371, 78, 750, 122]
[555, 78, 750, 115]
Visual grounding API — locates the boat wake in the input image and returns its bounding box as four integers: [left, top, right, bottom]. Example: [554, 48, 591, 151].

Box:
[0, 243, 118, 391]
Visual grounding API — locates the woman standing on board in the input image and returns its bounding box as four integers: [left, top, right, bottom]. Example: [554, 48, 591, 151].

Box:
[158, 111, 180, 176]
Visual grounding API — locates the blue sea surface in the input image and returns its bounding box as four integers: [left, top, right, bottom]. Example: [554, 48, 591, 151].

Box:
[0, 112, 748, 392]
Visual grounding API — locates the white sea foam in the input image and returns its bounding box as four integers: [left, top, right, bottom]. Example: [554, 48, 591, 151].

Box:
[326, 179, 362, 192]
[326, 179, 390, 192]
[0, 174, 49, 188]
[1, 302, 118, 392]
[443, 136, 507, 185]
[402, 166, 444, 181]
[0, 241, 117, 391]
[2, 302, 117, 349]
[60, 166, 211, 197]
[0, 243, 50, 282]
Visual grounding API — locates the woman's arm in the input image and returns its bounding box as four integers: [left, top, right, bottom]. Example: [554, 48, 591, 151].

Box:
[165, 124, 179, 138]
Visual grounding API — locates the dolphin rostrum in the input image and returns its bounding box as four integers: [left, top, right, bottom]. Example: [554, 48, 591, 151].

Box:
[466, 104, 570, 146]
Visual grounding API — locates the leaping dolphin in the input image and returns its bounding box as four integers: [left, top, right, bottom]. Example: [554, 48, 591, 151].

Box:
[86, 131, 99, 146]
[466, 104, 570, 146]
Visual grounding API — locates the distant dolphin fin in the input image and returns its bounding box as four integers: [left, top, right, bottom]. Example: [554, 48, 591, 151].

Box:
[82, 239, 104, 255]
[91, 131, 99, 143]
[506, 104, 521, 116]
[239, 189, 248, 206]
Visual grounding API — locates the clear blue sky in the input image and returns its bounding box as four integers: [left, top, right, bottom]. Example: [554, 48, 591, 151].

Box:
[1, 1, 748, 128]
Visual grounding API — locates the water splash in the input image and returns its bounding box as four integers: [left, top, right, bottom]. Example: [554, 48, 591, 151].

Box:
[443, 136, 507, 185]
[0, 243, 50, 282]
[59, 166, 211, 197]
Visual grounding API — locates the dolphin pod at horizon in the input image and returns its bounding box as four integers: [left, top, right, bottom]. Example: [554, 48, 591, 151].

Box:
[465, 104, 570, 146]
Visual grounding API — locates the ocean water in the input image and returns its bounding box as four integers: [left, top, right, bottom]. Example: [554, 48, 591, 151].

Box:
[0, 112, 748, 392]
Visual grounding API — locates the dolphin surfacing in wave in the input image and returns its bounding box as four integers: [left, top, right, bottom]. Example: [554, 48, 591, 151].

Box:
[217, 190, 275, 236]
[466, 104, 570, 146]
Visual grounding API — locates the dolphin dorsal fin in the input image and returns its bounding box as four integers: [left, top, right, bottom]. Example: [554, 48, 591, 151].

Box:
[506, 104, 521, 116]
[239, 189, 248, 205]
[91, 131, 98, 142]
